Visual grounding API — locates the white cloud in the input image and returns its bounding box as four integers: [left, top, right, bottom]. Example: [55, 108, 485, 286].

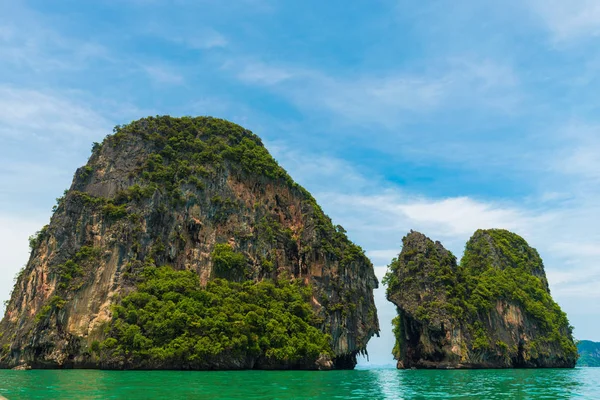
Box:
[0, 86, 111, 143]
[396, 197, 541, 237]
[185, 29, 228, 49]
[529, 0, 600, 41]
[0, 3, 110, 74]
[554, 279, 600, 298]
[143, 65, 185, 85]
[235, 62, 296, 86]
[315, 76, 446, 125]
[156, 27, 228, 50]
[553, 242, 600, 258]
[231, 58, 520, 127]
[550, 122, 600, 181]
[559, 145, 600, 180]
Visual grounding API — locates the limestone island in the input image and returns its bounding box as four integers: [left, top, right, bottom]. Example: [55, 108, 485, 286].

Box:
[384, 230, 578, 369]
[0, 116, 379, 370]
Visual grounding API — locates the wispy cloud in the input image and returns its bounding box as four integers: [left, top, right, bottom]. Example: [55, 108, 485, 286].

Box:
[230, 57, 521, 127]
[145, 24, 228, 50]
[529, 0, 600, 42]
[235, 62, 296, 85]
[183, 29, 228, 49]
[0, 86, 110, 142]
[396, 197, 540, 237]
[0, 3, 110, 74]
[547, 122, 600, 181]
[143, 65, 185, 85]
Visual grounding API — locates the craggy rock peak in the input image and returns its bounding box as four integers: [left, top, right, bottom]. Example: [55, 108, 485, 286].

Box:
[384, 229, 578, 369]
[0, 116, 379, 370]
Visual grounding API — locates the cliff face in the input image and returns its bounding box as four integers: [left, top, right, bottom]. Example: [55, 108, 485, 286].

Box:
[0, 116, 379, 370]
[577, 341, 600, 367]
[385, 230, 577, 369]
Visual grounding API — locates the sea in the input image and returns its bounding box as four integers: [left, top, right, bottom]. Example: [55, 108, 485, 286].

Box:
[0, 367, 598, 399]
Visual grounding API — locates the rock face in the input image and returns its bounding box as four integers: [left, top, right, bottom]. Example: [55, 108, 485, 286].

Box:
[384, 230, 577, 369]
[0, 116, 379, 370]
[577, 341, 600, 367]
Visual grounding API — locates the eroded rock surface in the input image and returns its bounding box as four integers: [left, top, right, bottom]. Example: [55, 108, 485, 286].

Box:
[0, 116, 379, 370]
[385, 230, 577, 369]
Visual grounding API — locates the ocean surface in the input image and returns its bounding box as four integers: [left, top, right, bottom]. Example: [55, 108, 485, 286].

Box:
[0, 368, 598, 399]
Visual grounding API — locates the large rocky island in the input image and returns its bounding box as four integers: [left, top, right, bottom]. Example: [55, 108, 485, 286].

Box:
[384, 230, 578, 369]
[0, 116, 379, 370]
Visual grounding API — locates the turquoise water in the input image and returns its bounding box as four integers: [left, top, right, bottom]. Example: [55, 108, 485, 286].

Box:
[0, 368, 598, 399]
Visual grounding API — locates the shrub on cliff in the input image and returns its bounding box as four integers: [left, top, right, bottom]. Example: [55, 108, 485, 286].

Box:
[98, 265, 332, 368]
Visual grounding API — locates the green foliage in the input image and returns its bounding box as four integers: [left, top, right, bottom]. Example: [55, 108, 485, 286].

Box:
[102, 116, 295, 208]
[34, 305, 52, 323]
[385, 229, 578, 360]
[260, 257, 275, 273]
[391, 315, 402, 359]
[101, 265, 332, 367]
[52, 246, 101, 290]
[70, 191, 130, 221]
[384, 237, 462, 324]
[78, 165, 94, 180]
[28, 225, 49, 251]
[211, 243, 248, 280]
[71, 191, 107, 206]
[210, 196, 239, 223]
[34, 296, 66, 323]
[49, 295, 67, 309]
[115, 184, 157, 203]
[90, 340, 101, 353]
[460, 229, 577, 357]
[222, 137, 291, 182]
[472, 322, 490, 350]
[102, 203, 128, 220]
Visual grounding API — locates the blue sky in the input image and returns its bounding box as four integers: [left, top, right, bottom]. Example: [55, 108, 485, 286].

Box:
[2, 0, 600, 366]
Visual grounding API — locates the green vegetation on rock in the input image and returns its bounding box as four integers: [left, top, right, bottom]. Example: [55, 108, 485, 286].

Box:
[98, 265, 332, 368]
[384, 229, 578, 368]
[112, 116, 295, 200]
[0, 115, 378, 371]
[459, 230, 575, 357]
[211, 243, 248, 280]
[34, 296, 66, 324]
[52, 246, 102, 290]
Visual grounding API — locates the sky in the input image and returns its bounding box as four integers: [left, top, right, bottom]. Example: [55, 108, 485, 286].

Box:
[2, 0, 600, 367]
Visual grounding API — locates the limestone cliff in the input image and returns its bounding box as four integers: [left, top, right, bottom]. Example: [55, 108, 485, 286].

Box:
[384, 230, 577, 369]
[0, 116, 379, 370]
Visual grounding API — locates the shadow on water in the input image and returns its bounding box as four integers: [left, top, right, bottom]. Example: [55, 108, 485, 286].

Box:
[0, 368, 595, 399]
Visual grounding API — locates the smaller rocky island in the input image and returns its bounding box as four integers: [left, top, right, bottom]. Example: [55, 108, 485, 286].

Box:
[577, 341, 600, 367]
[384, 229, 578, 369]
